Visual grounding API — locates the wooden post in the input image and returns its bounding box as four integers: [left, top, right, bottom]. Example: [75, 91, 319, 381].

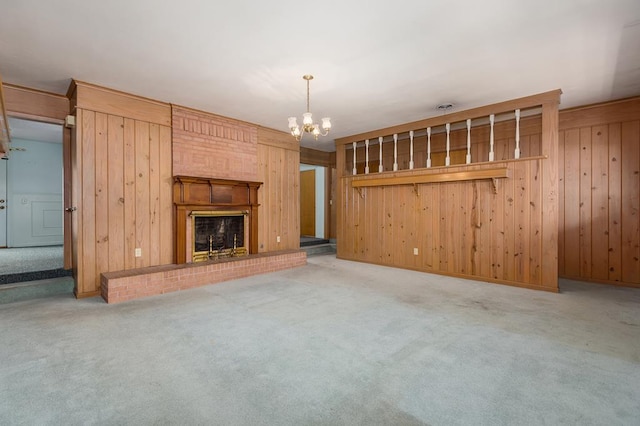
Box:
[514, 109, 521, 159]
[352, 141, 357, 176]
[409, 130, 414, 169]
[426, 127, 432, 168]
[541, 99, 560, 290]
[364, 139, 370, 174]
[489, 114, 495, 161]
[393, 133, 398, 171]
[378, 136, 384, 173]
[445, 123, 451, 166]
[466, 119, 472, 164]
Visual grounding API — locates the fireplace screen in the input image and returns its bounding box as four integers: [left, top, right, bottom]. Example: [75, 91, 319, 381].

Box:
[191, 211, 249, 262]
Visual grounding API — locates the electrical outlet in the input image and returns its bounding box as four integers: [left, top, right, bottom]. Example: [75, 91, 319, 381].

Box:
[135, 248, 142, 257]
[277, 236, 281, 243]
[413, 248, 419, 255]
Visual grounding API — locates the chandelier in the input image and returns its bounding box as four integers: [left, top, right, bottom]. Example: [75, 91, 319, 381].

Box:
[288, 75, 331, 141]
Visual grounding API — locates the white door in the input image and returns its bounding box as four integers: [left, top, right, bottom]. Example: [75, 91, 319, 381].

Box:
[0, 159, 6, 247]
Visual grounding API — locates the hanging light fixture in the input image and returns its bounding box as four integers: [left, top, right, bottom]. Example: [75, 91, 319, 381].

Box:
[288, 74, 331, 141]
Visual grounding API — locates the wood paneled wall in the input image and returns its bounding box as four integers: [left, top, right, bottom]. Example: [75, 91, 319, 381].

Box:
[335, 91, 560, 291]
[70, 81, 173, 297]
[339, 159, 552, 290]
[558, 97, 640, 287]
[257, 127, 300, 252]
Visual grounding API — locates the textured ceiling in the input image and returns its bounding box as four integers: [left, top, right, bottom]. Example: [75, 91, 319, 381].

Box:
[1, 0, 639, 151]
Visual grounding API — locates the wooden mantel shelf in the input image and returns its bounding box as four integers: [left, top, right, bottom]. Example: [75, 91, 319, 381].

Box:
[351, 167, 510, 188]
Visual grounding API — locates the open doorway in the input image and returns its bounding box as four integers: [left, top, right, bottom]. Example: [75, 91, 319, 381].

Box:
[0, 117, 69, 284]
[300, 164, 330, 247]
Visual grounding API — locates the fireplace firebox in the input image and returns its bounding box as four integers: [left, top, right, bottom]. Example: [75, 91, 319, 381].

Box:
[173, 176, 262, 264]
[191, 210, 248, 262]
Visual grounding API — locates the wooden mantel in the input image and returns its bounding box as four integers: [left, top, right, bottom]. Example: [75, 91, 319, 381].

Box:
[173, 176, 262, 263]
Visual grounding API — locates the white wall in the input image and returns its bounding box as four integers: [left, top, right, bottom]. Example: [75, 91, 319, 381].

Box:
[7, 138, 63, 247]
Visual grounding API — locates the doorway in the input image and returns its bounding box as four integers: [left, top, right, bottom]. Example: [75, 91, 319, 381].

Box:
[300, 164, 330, 247]
[0, 117, 68, 284]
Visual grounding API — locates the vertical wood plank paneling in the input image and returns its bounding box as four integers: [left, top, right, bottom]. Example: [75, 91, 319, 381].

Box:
[591, 125, 609, 280]
[491, 179, 505, 280]
[81, 110, 97, 293]
[123, 118, 136, 269]
[558, 130, 565, 276]
[148, 124, 161, 266]
[621, 120, 640, 284]
[94, 112, 109, 287]
[579, 127, 592, 278]
[135, 121, 150, 268]
[72, 109, 84, 295]
[608, 123, 622, 282]
[563, 128, 580, 276]
[503, 165, 516, 281]
[159, 124, 174, 264]
[529, 160, 542, 285]
[107, 115, 125, 272]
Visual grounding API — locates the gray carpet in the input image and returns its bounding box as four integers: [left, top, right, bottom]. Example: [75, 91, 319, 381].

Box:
[0, 246, 64, 275]
[0, 255, 638, 425]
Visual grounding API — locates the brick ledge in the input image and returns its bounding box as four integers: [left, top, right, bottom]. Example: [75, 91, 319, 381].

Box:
[101, 250, 306, 304]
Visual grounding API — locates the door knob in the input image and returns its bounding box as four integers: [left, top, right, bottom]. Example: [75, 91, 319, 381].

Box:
[0, 199, 4, 203]
[65, 207, 77, 212]
[0, 206, 4, 210]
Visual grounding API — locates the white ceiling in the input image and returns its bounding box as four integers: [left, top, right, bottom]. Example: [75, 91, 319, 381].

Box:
[1, 0, 639, 151]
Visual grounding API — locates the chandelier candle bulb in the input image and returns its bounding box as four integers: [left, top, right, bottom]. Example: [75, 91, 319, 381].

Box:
[288, 74, 331, 141]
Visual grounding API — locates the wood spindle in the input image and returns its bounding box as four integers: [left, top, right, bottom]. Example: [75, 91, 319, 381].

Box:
[445, 123, 451, 166]
[409, 130, 414, 169]
[466, 119, 472, 164]
[489, 114, 495, 162]
[514, 109, 521, 159]
[352, 141, 357, 175]
[378, 136, 384, 173]
[426, 127, 432, 168]
[393, 133, 398, 171]
[364, 139, 370, 174]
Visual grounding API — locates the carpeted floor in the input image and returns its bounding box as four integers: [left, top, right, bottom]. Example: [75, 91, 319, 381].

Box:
[0, 255, 638, 425]
[0, 246, 64, 275]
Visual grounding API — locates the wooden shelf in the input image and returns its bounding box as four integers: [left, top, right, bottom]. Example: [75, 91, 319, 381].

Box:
[351, 167, 509, 188]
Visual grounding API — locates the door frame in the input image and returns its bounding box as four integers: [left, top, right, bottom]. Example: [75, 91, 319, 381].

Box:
[2, 83, 73, 269]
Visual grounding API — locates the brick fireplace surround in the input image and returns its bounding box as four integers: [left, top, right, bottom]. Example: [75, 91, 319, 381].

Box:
[100, 105, 307, 304]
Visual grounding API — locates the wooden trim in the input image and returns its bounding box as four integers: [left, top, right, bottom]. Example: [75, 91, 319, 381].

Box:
[301, 146, 335, 167]
[540, 100, 560, 290]
[336, 256, 560, 293]
[72, 80, 171, 126]
[3, 83, 69, 121]
[335, 90, 561, 146]
[0, 75, 9, 153]
[560, 96, 640, 129]
[351, 167, 509, 187]
[257, 126, 299, 152]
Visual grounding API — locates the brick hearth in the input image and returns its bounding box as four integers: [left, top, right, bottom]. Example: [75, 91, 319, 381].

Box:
[101, 250, 306, 304]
